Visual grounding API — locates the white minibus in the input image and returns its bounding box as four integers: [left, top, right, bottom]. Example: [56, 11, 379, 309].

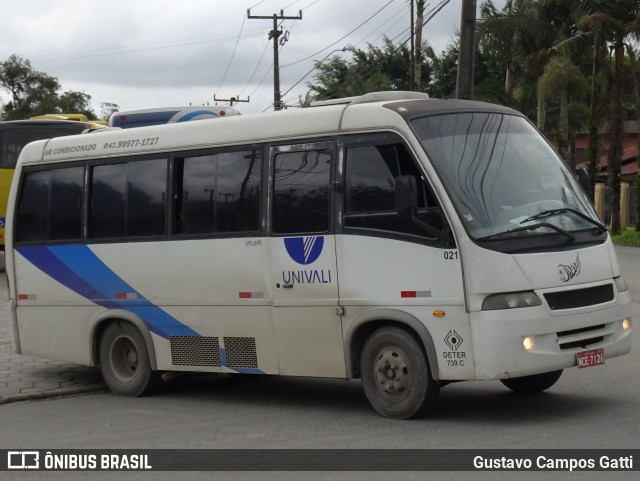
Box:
[6, 91, 632, 418]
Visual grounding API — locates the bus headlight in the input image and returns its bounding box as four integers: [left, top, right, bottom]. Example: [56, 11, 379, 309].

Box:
[623, 319, 631, 332]
[482, 291, 541, 310]
[523, 336, 534, 351]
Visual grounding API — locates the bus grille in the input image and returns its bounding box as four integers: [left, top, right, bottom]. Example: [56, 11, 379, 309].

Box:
[224, 337, 258, 369]
[556, 324, 609, 350]
[544, 284, 613, 310]
[170, 336, 221, 367]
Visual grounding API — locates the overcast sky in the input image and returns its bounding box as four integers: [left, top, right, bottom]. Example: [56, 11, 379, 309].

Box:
[0, 0, 505, 117]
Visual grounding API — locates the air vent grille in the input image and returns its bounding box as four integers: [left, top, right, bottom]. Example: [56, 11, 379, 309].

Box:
[170, 336, 221, 367]
[544, 284, 613, 310]
[224, 337, 258, 369]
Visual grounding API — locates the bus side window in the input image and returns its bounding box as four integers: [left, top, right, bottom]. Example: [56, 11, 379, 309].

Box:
[272, 149, 331, 234]
[175, 149, 262, 236]
[90, 159, 167, 239]
[343, 141, 443, 237]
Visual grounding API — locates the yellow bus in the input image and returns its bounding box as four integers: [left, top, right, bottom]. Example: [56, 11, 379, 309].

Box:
[0, 115, 104, 249]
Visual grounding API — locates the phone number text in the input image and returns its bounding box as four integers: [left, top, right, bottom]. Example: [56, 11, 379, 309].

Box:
[103, 137, 160, 150]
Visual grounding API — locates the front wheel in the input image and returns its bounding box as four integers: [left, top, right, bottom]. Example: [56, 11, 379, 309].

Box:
[99, 321, 162, 396]
[500, 370, 563, 394]
[360, 327, 439, 419]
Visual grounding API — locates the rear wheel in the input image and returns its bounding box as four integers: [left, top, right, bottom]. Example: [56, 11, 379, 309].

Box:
[99, 321, 161, 396]
[360, 327, 439, 419]
[500, 370, 563, 393]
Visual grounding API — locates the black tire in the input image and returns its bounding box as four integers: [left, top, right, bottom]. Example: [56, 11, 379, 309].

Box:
[360, 327, 439, 419]
[99, 321, 162, 396]
[500, 370, 563, 394]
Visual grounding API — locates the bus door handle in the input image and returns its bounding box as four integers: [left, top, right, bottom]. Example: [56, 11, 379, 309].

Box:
[277, 283, 294, 289]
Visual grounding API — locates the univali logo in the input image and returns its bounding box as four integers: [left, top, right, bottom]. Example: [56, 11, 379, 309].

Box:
[284, 236, 324, 265]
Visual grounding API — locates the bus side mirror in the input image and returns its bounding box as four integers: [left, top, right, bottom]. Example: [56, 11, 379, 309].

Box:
[395, 175, 446, 240]
[575, 167, 590, 194]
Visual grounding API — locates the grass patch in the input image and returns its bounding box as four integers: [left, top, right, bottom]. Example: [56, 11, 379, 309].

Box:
[610, 228, 640, 247]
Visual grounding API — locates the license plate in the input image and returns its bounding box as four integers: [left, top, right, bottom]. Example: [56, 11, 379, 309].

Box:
[576, 348, 605, 369]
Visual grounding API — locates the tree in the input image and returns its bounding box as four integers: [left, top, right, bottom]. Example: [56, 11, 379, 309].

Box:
[478, 0, 640, 233]
[537, 56, 587, 163]
[413, 0, 426, 90]
[477, 0, 555, 116]
[308, 38, 431, 101]
[0, 54, 59, 119]
[0, 54, 98, 120]
[630, 47, 640, 231]
[58, 91, 96, 119]
[427, 41, 459, 99]
[100, 102, 120, 122]
[575, 0, 640, 234]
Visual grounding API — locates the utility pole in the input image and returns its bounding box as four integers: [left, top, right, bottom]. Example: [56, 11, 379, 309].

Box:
[456, 0, 476, 100]
[410, 1, 415, 91]
[248, 9, 302, 111]
[213, 95, 250, 107]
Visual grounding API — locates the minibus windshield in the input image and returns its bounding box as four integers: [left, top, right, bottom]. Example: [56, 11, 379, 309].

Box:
[411, 112, 604, 249]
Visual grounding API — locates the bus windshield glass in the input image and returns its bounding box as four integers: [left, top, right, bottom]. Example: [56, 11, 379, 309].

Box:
[411, 112, 603, 247]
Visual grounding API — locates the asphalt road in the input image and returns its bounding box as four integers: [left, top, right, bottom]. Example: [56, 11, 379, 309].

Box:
[0, 247, 638, 481]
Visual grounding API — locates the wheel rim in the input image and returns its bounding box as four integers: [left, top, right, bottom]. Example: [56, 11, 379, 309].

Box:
[110, 336, 139, 382]
[372, 346, 411, 398]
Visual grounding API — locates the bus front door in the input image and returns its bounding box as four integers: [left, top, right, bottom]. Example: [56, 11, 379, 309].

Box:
[269, 143, 345, 378]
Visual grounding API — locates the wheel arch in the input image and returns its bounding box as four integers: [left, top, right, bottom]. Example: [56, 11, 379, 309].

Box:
[89, 309, 158, 371]
[344, 309, 439, 381]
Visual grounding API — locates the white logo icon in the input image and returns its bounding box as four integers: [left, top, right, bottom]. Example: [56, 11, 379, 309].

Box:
[8, 451, 40, 469]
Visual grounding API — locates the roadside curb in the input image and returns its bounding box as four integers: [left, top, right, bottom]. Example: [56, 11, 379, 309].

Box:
[0, 384, 107, 405]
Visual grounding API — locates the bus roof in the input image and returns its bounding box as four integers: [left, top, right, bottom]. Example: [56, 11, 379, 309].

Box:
[30, 114, 90, 122]
[19, 92, 518, 166]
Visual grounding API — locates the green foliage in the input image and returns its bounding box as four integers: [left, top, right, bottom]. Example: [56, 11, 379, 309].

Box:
[58, 91, 96, 119]
[0, 54, 97, 120]
[427, 42, 458, 99]
[610, 229, 640, 247]
[308, 38, 431, 101]
[100, 102, 120, 122]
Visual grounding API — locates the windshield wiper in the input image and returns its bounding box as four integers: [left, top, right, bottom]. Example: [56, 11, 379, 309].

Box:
[519, 208, 606, 232]
[478, 222, 575, 242]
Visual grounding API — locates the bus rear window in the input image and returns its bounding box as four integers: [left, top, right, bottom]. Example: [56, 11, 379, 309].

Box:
[17, 167, 84, 242]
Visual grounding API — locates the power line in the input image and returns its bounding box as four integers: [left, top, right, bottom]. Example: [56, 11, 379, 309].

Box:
[280, 0, 396, 69]
[238, 41, 271, 97]
[282, 0, 302, 9]
[281, 47, 349, 98]
[31, 30, 264, 63]
[308, 0, 453, 103]
[248, 9, 303, 111]
[205, 0, 320, 108]
[212, 15, 247, 99]
[352, 3, 408, 48]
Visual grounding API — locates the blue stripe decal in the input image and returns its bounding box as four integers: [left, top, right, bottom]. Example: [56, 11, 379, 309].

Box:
[17, 244, 265, 374]
[176, 110, 219, 122]
[16, 245, 199, 339]
[17, 246, 109, 303]
[112, 111, 180, 128]
[219, 348, 263, 375]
